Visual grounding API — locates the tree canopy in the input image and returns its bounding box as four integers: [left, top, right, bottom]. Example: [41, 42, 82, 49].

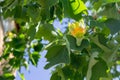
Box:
[0, 0, 120, 80]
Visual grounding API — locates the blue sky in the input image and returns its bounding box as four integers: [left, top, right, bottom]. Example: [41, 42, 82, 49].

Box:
[15, 51, 52, 80]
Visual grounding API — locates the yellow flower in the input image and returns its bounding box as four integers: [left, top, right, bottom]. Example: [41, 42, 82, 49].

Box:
[69, 21, 86, 38]
[68, 20, 86, 46]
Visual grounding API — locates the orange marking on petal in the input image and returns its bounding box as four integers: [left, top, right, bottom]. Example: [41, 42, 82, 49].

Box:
[71, 27, 86, 38]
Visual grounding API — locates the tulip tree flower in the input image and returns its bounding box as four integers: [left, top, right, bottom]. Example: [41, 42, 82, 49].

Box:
[69, 20, 86, 46]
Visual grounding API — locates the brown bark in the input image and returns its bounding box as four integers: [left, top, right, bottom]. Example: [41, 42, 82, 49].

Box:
[0, 17, 16, 76]
[0, 16, 4, 75]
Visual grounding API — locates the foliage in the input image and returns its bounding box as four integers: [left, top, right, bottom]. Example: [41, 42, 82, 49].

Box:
[0, 0, 120, 80]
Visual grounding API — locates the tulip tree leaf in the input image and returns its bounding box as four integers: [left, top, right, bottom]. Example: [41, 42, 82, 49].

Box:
[36, 0, 59, 21]
[61, 0, 87, 20]
[35, 24, 57, 41]
[98, 6, 120, 20]
[27, 25, 36, 41]
[29, 52, 41, 66]
[44, 45, 70, 69]
[66, 35, 89, 51]
[70, 0, 87, 15]
[50, 73, 61, 80]
[37, 0, 59, 7]
[104, 19, 120, 34]
[90, 58, 108, 80]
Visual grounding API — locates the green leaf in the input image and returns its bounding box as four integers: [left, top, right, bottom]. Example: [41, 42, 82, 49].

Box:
[70, 53, 87, 70]
[67, 35, 89, 51]
[33, 42, 43, 52]
[29, 52, 40, 66]
[63, 67, 83, 80]
[70, 0, 87, 15]
[14, 5, 22, 18]
[44, 45, 70, 69]
[115, 33, 120, 43]
[104, 19, 120, 34]
[4, 73, 14, 79]
[101, 26, 110, 36]
[61, 0, 74, 17]
[50, 72, 61, 80]
[90, 19, 104, 28]
[93, 0, 120, 10]
[90, 58, 108, 80]
[0, 73, 14, 80]
[73, 72, 82, 80]
[0, 0, 16, 10]
[3, 9, 14, 18]
[12, 5, 29, 22]
[62, 66, 74, 79]
[98, 6, 120, 20]
[37, 0, 59, 7]
[90, 35, 111, 54]
[50, 6, 54, 19]
[27, 4, 41, 22]
[9, 58, 21, 68]
[37, 0, 58, 21]
[9, 37, 26, 49]
[93, 0, 103, 10]
[98, 33, 108, 47]
[107, 39, 117, 49]
[35, 24, 57, 41]
[27, 25, 36, 41]
[105, 0, 120, 4]
[55, 2, 63, 20]
[40, 8, 50, 21]
[18, 73, 25, 80]
[61, 0, 87, 20]
[13, 50, 24, 58]
[20, 7, 29, 22]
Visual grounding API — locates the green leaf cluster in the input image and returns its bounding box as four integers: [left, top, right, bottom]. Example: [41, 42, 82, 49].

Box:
[0, 0, 120, 80]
